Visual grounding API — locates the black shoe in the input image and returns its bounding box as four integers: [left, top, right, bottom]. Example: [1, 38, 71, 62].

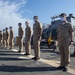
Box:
[9, 48, 11, 50]
[18, 50, 24, 53]
[32, 57, 40, 61]
[32, 57, 36, 59]
[18, 50, 21, 52]
[57, 66, 64, 70]
[34, 58, 40, 61]
[62, 67, 68, 72]
[73, 52, 75, 55]
[24, 53, 30, 56]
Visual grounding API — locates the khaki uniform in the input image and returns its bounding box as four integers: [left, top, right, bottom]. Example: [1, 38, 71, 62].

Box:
[18, 27, 24, 51]
[33, 21, 42, 58]
[0, 32, 2, 46]
[6, 30, 10, 48]
[3, 32, 6, 48]
[57, 22, 73, 67]
[9, 30, 14, 48]
[25, 26, 31, 54]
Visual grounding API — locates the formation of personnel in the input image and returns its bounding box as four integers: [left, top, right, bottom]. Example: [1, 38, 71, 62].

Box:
[0, 15, 75, 72]
[0, 27, 14, 49]
[17, 16, 42, 61]
[0, 16, 43, 61]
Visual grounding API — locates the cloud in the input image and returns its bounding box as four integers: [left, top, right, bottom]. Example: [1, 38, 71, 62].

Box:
[26, 9, 32, 13]
[0, 0, 33, 36]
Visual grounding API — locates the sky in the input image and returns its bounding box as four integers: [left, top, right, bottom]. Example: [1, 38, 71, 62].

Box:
[0, 0, 75, 36]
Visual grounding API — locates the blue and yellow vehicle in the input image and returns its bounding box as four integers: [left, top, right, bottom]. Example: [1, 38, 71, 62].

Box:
[41, 14, 75, 51]
[41, 27, 57, 51]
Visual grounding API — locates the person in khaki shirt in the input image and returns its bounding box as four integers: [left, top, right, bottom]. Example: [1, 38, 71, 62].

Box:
[57, 13, 73, 71]
[5, 27, 10, 49]
[3, 29, 6, 48]
[18, 23, 24, 52]
[24, 21, 32, 56]
[32, 16, 42, 61]
[9, 26, 14, 49]
[0, 30, 3, 47]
